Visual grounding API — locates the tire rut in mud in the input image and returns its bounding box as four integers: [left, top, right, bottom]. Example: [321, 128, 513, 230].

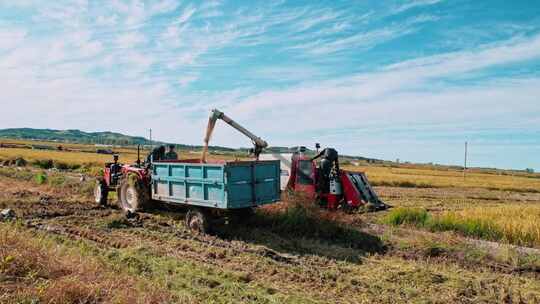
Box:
[19, 207, 362, 299]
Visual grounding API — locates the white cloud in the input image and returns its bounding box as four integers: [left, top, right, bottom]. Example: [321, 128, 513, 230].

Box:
[294, 26, 415, 55]
[176, 5, 196, 24]
[79, 40, 103, 57]
[116, 32, 147, 49]
[200, 1, 222, 10]
[124, 51, 154, 72]
[385, 34, 540, 76]
[150, 0, 180, 15]
[392, 0, 443, 14]
[287, 13, 436, 55]
[37, 3, 89, 28]
[161, 23, 188, 48]
[225, 33, 540, 143]
[178, 75, 199, 87]
[294, 10, 341, 32]
[96, 14, 118, 26]
[0, 29, 27, 50]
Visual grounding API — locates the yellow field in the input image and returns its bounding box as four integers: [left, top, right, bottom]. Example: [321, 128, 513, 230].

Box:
[437, 205, 540, 247]
[0, 148, 129, 165]
[0, 143, 244, 167]
[344, 165, 540, 192]
[2, 138, 539, 192]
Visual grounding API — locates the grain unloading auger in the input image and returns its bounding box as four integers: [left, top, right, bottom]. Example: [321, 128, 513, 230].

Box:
[201, 109, 268, 163]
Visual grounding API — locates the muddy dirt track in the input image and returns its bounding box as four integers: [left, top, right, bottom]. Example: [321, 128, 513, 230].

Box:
[1, 175, 540, 303]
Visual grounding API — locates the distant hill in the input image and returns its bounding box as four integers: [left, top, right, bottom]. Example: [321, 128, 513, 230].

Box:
[0, 128, 382, 160]
[0, 128, 241, 152]
[0, 128, 152, 146]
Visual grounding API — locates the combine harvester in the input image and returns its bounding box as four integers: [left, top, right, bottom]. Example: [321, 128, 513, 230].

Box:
[95, 109, 387, 233]
[261, 147, 389, 211]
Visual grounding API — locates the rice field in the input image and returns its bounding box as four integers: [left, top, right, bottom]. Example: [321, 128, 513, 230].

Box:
[384, 205, 540, 248]
[0, 142, 243, 168]
[344, 164, 540, 192]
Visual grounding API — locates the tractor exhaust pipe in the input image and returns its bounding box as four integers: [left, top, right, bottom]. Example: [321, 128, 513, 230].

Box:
[136, 145, 141, 166]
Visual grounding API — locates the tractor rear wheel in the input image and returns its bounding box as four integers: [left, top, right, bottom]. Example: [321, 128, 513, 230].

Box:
[94, 179, 108, 206]
[118, 175, 150, 213]
[185, 208, 209, 234]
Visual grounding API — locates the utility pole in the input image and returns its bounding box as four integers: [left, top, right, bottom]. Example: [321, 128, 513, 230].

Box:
[149, 128, 153, 150]
[463, 141, 468, 179]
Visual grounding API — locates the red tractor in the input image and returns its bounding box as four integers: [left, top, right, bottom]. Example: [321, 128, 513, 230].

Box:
[94, 146, 154, 213]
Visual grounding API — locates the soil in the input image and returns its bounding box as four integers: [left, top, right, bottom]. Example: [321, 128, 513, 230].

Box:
[0, 173, 539, 303]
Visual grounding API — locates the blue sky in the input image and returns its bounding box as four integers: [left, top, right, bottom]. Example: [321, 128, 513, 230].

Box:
[0, 0, 539, 170]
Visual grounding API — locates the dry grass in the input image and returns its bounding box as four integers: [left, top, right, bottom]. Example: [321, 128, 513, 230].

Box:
[0, 169, 539, 303]
[0, 224, 171, 304]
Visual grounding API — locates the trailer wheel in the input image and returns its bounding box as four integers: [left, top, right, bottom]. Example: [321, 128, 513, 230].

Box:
[185, 208, 209, 234]
[118, 175, 149, 213]
[94, 179, 108, 206]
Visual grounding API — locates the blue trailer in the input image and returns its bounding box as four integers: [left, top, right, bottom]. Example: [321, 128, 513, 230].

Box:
[150, 159, 281, 232]
[95, 109, 281, 233]
[151, 160, 281, 208]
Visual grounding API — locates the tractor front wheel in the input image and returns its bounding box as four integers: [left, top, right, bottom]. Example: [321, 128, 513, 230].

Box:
[94, 179, 108, 206]
[118, 175, 149, 213]
[185, 208, 209, 234]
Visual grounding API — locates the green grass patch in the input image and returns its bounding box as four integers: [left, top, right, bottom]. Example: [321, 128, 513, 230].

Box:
[34, 173, 47, 184]
[32, 158, 54, 169]
[428, 214, 503, 240]
[384, 207, 430, 226]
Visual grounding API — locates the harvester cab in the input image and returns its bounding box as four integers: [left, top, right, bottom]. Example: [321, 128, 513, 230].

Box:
[287, 146, 317, 198]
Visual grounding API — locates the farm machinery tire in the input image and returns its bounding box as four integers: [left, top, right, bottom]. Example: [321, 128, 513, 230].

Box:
[94, 179, 108, 206]
[185, 208, 210, 234]
[118, 175, 150, 213]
